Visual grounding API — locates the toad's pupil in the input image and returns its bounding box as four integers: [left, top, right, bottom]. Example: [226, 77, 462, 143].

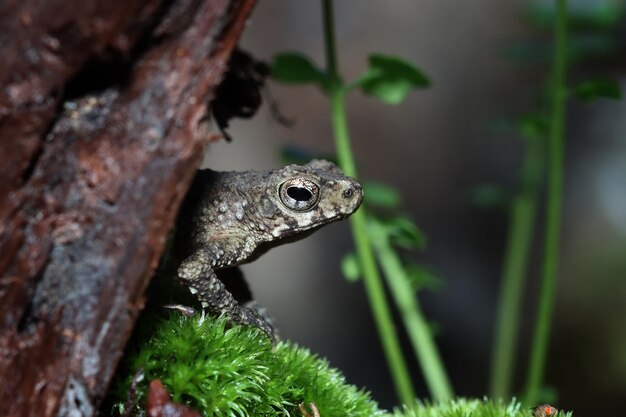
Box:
[287, 186, 313, 201]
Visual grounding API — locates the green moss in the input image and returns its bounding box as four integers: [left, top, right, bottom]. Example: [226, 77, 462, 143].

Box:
[114, 314, 383, 417]
[391, 399, 573, 417]
[111, 314, 572, 417]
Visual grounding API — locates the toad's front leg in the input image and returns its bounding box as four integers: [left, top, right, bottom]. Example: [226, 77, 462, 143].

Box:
[177, 247, 275, 338]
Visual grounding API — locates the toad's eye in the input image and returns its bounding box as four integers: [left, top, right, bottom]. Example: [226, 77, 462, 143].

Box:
[279, 178, 320, 211]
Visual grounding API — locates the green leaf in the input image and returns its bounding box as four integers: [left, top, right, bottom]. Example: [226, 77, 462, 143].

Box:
[340, 252, 361, 282]
[405, 263, 444, 292]
[428, 320, 442, 337]
[354, 54, 430, 105]
[363, 182, 402, 208]
[270, 53, 330, 91]
[381, 216, 426, 250]
[519, 113, 548, 140]
[572, 78, 622, 101]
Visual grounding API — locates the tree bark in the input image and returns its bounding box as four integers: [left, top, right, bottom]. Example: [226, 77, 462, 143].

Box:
[0, 1, 256, 415]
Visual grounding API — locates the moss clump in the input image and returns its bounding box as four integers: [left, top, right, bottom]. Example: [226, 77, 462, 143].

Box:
[391, 398, 573, 417]
[112, 313, 572, 417]
[115, 314, 383, 417]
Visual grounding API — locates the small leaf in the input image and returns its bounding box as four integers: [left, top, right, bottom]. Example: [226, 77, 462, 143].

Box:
[381, 216, 426, 250]
[354, 54, 430, 105]
[519, 113, 548, 140]
[363, 182, 402, 208]
[428, 320, 442, 337]
[572, 78, 622, 102]
[470, 185, 510, 208]
[405, 263, 444, 292]
[340, 252, 361, 282]
[271, 53, 330, 91]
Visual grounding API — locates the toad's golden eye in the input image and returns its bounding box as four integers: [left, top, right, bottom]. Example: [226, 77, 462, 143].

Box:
[279, 178, 320, 211]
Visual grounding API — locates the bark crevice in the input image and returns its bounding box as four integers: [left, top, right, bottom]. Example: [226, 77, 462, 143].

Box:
[0, 1, 257, 415]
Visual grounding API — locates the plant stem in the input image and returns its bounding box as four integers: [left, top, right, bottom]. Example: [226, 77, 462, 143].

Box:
[489, 137, 542, 399]
[524, 0, 568, 405]
[370, 220, 453, 401]
[322, 0, 416, 406]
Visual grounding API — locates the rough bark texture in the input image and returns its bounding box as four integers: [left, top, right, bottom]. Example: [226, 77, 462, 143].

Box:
[0, 1, 256, 415]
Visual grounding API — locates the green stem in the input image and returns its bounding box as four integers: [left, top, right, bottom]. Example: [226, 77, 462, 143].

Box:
[349, 210, 416, 406]
[489, 137, 542, 399]
[322, 0, 416, 406]
[524, 0, 568, 405]
[370, 221, 453, 401]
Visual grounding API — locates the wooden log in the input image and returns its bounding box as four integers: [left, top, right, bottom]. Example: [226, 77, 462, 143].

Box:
[0, 1, 256, 415]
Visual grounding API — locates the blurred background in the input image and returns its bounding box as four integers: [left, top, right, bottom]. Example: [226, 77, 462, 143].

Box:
[203, 1, 626, 415]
